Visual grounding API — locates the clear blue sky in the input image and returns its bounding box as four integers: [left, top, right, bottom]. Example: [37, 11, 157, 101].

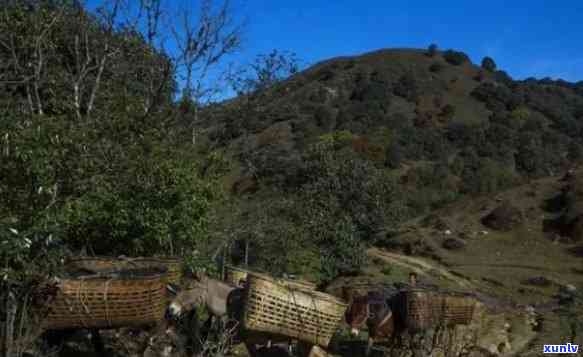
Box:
[235, 0, 583, 82]
[88, 0, 583, 83]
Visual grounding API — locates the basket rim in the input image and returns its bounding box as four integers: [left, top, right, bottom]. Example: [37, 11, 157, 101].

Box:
[246, 272, 346, 307]
[66, 255, 181, 263]
[61, 266, 169, 281]
[225, 265, 253, 274]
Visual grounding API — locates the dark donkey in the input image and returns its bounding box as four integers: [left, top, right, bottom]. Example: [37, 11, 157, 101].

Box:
[345, 290, 403, 356]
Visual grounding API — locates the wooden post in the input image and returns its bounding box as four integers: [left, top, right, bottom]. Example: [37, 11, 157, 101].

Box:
[221, 244, 226, 279]
[245, 240, 249, 267]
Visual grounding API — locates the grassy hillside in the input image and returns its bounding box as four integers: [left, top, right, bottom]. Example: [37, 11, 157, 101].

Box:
[197, 47, 583, 284]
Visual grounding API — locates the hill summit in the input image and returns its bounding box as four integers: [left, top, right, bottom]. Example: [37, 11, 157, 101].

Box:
[198, 47, 583, 282]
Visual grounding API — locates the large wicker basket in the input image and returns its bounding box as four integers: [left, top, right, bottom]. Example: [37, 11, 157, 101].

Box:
[281, 278, 317, 291]
[441, 293, 477, 326]
[43, 267, 168, 330]
[241, 272, 347, 347]
[225, 266, 317, 291]
[224, 265, 251, 286]
[65, 256, 183, 285]
[398, 288, 442, 332]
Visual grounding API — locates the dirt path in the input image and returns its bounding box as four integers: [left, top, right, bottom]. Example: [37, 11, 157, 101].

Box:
[367, 248, 476, 289]
[450, 262, 562, 272]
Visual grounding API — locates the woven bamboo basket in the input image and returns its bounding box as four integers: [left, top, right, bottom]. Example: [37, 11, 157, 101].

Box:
[224, 265, 251, 286]
[441, 294, 477, 325]
[241, 272, 347, 347]
[398, 289, 442, 331]
[225, 266, 317, 290]
[280, 278, 317, 291]
[43, 267, 168, 330]
[65, 256, 183, 285]
[134, 257, 182, 286]
[341, 281, 393, 303]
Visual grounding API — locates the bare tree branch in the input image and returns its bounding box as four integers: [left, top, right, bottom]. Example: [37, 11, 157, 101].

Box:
[170, 0, 244, 144]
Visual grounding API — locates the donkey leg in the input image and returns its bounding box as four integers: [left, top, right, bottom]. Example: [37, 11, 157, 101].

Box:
[244, 341, 259, 357]
[201, 315, 213, 340]
[364, 336, 374, 357]
[90, 329, 107, 357]
[185, 309, 202, 356]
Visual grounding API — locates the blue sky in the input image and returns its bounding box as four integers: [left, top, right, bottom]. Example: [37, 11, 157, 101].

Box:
[235, 0, 583, 82]
[88, 0, 583, 84]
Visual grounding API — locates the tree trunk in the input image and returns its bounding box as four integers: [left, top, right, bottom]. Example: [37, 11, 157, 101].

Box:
[245, 240, 249, 266]
[191, 105, 199, 146]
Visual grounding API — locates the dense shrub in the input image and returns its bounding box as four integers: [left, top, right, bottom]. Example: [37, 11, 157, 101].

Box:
[568, 141, 583, 162]
[440, 104, 456, 120]
[493, 70, 514, 87]
[427, 43, 439, 57]
[385, 142, 404, 169]
[481, 56, 497, 72]
[0, 113, 222, 259]
[472, 159, 518, 194]
[314, 105, 336, 128]
[443, 50, 470, 65]
[429, 62, 444, 73]
[393, 72, 419, 102]
[351, 81, 391, 102]
[510, 106, 531, 123]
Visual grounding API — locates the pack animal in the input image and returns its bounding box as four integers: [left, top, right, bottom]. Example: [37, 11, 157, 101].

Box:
[344, 291, 402, 356]
[166, 273, 294, 356]
[166, 272, 242, 337]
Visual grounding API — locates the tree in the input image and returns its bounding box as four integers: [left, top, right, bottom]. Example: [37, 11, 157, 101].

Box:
[427, 43, 438, 57]
[429, 62, 444, 73]
[171, 0, 245, 145]
[443, 50, 469, 65]
[227, 49, 301, 98]
[385, 141, 403, 169]
[0, 0, 176, 118]
[481, 56, 497, 72]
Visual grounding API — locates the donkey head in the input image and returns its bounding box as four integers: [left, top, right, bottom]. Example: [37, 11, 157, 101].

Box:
[345, 294, 370, 336]
[167, 281, 207, 319]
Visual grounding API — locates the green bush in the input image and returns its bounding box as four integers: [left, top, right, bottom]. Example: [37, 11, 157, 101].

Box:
[481, 56, 497, 72]
[472, 159, 518, 194]
[427, 43, 439, 57]
[440, 104, 457, 120]
[385, 142, 404, 169]
[443, 50, 470, 65]
[429, 62, 444, 73]
[0, 113, 221, 259]
[393, 72, 419, 102]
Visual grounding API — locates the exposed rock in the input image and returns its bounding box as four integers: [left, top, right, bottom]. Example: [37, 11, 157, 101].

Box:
[521, 276, 553, 287]
[380, 302, 536, 356]
[481, 203, 524, 231]
[232, 175, 259, 195]
[442, 237, 466, 250]
[421, 214, 451, 231]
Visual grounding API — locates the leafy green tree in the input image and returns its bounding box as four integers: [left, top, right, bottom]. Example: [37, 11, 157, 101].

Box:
[429, 62, 444, 73]
[427, 43, 438, 57]
[481, 56, 497, 72]
[385, 142, 404, 169]
[568, 141, 583, 163]
[443, 50, 470, 65]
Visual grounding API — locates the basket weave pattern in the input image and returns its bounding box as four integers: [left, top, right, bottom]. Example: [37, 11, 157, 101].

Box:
[225, 266, 317, 290]
[441, 295, 476, 325]
[399, 289, 442, 331]
[225, 266, 251, 286]
[44, 273, 167, 330]
[399, 290, 478, 330]
[66, 256, 182, 285]
[242, 273, 346, 347]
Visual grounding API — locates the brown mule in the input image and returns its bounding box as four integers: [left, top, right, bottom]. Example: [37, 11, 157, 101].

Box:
[345, 290, 400, 356]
